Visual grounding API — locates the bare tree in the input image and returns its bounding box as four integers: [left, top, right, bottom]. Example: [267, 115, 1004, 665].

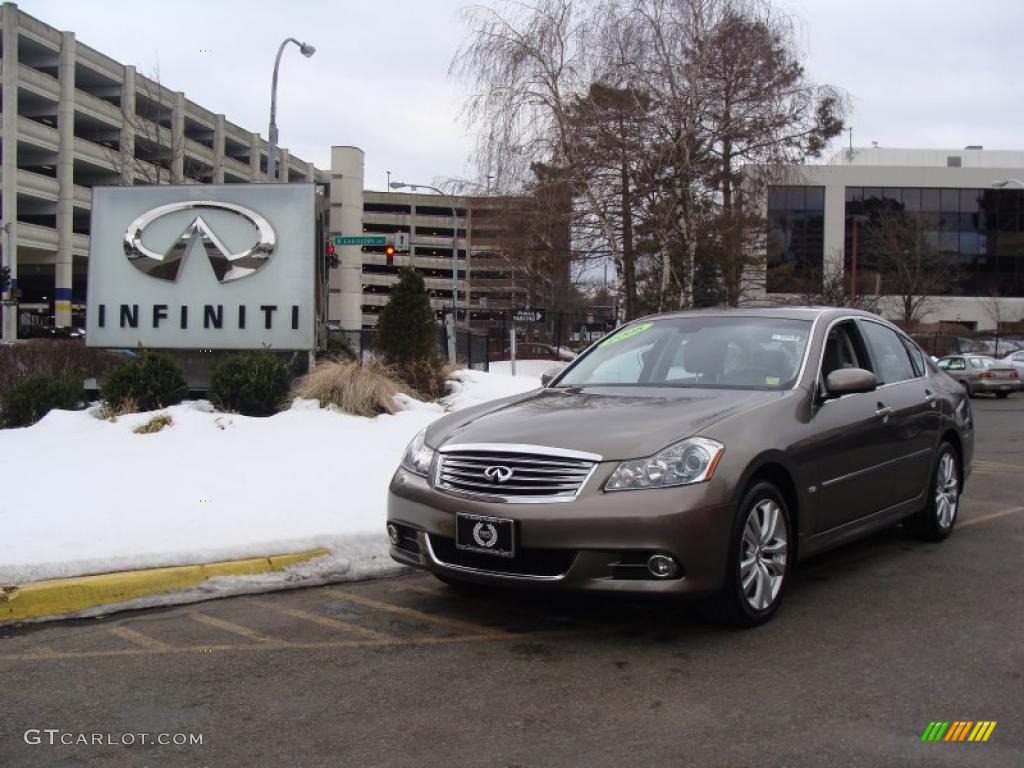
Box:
[106, 65, 200, 185]
[861, 210, 959, 328]
[451, 0, 847, 316]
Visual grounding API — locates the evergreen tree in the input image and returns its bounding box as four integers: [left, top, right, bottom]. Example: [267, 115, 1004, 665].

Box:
[375, 269, 439, 366]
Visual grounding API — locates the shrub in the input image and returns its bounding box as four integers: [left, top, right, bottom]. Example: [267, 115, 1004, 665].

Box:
[99, 395, 138, 422]
[208, 350, 291, 417]
[375, 269, 441, 367]
[0, 340, 118, 410]
[293, 359, 404, 417]
[100, 350, 188, 413]
[133, 412, 173, 434]
[1, 374, 85, 428]
[397, 357, 454, 400]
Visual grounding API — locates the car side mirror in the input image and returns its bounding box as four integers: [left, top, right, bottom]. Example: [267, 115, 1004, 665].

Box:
[541, 366, 564, 387]
[824, 368, 877, 398]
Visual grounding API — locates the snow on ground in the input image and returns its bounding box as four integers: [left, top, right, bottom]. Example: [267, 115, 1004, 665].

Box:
[0, 368, 540, 617]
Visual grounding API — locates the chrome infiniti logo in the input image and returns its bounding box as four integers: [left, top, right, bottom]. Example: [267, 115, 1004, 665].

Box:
[483, 465, 514, 483]
[472, 522, 499, 548]
[123, 201, 276, 283]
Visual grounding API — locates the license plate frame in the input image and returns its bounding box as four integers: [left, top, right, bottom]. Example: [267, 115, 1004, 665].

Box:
[455, 513, 516, 558]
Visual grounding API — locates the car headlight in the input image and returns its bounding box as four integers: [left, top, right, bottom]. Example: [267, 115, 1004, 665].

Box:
[604, 437, 724, 491]
[400, 428, 436, 476]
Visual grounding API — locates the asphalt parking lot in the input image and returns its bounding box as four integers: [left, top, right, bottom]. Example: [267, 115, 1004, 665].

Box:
[1, 397, 1022, 768]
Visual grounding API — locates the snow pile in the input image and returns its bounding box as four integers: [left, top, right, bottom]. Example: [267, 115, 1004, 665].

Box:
[0, 368, 540, 614]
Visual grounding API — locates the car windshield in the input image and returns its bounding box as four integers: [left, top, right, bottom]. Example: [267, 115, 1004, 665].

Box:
[554, 316, 812, 390]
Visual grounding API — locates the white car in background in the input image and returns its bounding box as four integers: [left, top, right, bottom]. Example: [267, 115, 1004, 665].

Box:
[1001, 350, 1024, 378]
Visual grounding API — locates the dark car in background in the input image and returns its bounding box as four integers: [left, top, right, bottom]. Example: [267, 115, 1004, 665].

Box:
[389, 308, 973, 626]
[937, 354, 1021, 398]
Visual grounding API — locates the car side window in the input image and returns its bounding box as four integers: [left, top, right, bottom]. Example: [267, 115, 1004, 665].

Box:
[821, 322, 863, 380]
[946, 357, 966, 370]
[858, 321, 916, 385]
[900, 336, 925, 377]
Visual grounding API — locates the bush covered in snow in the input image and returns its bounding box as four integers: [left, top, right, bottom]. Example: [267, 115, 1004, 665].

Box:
[208, 350, 291, 417]
[1, 373, 85, 428]
[100, 350, 188, 413]
[132, 412, 173, 434]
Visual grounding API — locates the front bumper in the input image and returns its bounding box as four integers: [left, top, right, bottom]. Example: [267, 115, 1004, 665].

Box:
[386, 467, 733, 596]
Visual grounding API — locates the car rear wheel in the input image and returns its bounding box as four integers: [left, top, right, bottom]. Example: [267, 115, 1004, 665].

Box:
[705, 481, 791, 628]
[905, 442, 959, 541]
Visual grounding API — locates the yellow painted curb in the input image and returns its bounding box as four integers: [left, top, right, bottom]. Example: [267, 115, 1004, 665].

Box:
[0, 548, 330, 623]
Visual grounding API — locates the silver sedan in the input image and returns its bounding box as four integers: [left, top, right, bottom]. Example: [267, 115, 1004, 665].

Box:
[937, 354, 1022, 398]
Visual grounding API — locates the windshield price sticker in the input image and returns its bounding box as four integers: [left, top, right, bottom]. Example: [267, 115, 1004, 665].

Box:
[600, 322, 653, 347]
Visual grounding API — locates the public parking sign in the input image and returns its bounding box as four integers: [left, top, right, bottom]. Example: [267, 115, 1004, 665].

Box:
[512, 307, 545, 323]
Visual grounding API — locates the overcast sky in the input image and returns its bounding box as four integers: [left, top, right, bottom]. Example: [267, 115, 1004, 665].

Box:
[19, 0, 1024, 191]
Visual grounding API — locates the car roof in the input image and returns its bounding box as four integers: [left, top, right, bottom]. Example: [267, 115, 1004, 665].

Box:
[635, 306, 882, 323]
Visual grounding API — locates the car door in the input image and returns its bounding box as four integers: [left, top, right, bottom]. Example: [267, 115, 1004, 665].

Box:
[809, 319, 894, 533]
[857, 320, 941, 508]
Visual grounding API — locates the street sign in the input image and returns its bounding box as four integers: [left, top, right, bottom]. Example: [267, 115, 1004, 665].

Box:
[333, 235, 387, 246]
[512, 307, 545, 324]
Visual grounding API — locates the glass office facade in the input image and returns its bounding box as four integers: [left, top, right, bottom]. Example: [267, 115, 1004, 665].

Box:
[845, 187, 1024, 297]
[766, 186, 825, 293]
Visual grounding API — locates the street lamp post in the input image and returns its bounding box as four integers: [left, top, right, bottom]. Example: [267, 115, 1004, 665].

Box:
[390, 181, 459, 364]
[267, 37, 315, 182]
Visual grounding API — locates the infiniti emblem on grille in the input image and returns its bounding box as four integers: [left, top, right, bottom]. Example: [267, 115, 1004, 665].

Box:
[483, 465, 514, 483]
[472, 522, 499, 548]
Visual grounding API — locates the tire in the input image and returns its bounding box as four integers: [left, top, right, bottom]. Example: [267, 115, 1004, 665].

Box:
[996, 392, 1009, 399]
[905, 442, 960, 541]
[703, 481, 792, 628]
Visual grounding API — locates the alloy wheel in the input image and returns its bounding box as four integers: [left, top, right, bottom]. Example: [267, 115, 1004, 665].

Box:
[935, 451, 959, 529]
[739, 499, 788, 611]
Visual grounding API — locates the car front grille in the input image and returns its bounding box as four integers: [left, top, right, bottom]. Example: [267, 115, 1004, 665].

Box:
[435, 447, 597, 502]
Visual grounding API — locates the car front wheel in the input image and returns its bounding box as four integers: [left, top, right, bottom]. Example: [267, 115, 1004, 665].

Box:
[706, 481, 792, 628]
[905, 442, 959, 541]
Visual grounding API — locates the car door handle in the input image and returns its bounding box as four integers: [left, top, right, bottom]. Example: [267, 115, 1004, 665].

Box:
[875, 406, 894, 420]
[924, 390, 938, 407]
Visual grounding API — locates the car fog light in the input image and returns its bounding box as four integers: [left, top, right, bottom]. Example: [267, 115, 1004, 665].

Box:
[387, 523, 400, 546]
[647, 553, 679, 579]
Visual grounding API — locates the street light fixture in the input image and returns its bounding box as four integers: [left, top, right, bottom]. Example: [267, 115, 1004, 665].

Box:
[267, 38, 315, 183]
[992, 179, 1024, 188]
[390, 181, 460, 363]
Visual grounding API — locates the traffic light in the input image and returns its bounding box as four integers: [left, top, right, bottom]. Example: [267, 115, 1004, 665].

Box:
[325, 243, 339, 269]
[0, 265, 10, 293]
[385, 244, 395, 266]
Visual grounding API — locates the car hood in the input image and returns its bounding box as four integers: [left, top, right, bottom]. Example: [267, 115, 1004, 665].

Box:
[426, 386, 783, 461]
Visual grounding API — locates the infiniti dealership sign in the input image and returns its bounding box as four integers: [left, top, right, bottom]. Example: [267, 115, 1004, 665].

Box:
[87, 184, 315, 350]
